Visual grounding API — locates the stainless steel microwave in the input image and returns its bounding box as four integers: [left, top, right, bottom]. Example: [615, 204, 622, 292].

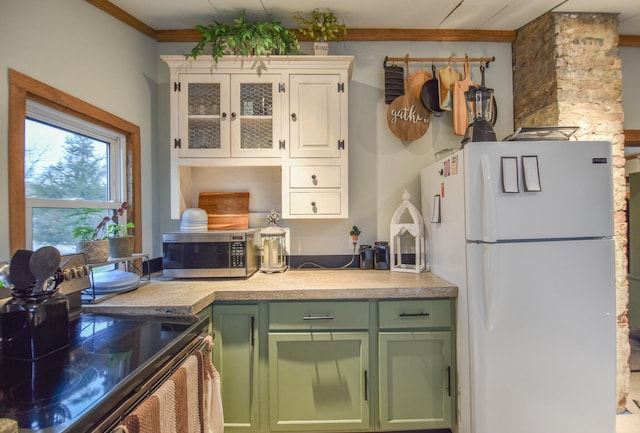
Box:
[162, 229, 260, 278]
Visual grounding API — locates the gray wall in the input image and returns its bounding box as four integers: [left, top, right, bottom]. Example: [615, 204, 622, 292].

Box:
[0, 0, 159, 261]
[0, 0, 638, 260]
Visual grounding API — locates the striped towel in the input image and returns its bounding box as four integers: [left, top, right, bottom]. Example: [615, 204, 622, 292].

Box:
[200, 336, 224, 433]
[113, 335, 223, 433]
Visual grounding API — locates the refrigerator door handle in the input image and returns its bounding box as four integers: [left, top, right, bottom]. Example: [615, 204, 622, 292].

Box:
[481, 243, 497, 331]
[480, 154, 497, 243]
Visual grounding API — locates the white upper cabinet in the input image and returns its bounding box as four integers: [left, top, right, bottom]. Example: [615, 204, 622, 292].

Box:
[175, 73, 283, 158]
[177, 74, 230, 158]
[162, 55, 354, 219]
[230, 75, 283, 158]
[289, 74, 344, 159]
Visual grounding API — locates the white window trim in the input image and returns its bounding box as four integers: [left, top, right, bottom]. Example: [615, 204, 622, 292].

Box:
[24, 99, 128, 247]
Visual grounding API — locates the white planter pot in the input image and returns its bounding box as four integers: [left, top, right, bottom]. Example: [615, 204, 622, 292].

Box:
[314, 41, 329, 55]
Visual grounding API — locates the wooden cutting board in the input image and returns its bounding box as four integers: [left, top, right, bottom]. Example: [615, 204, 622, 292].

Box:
[386, 84, 431, 140]
[386, 67, 431, 141]
[437, 65, 462, 112]
[198, 192, 249, 230]
[453, 62, 477, 135]
[408, 69, 432, 100]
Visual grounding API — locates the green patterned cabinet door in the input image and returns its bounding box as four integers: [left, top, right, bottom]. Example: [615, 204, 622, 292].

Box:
[212, 304, 260, 433]
[378, 331, 454, 431]
[268, 332, 370, 432]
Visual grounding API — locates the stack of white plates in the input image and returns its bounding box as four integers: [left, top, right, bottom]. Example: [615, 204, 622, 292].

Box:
[92, 270, 140, 294]
[180, 207, 208, 232]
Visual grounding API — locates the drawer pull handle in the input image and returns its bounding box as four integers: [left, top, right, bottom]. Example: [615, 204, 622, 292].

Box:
[251, 315, 255, 347]
[311, 174, 318, 185]
[302, 315, 334, 321]
[364, 370, 369, 401]
[398, 312, 430, 318]
[291, 113, 297, 121]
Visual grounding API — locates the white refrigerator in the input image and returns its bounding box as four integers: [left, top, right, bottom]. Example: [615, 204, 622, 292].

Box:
[420, 141, 616, 433]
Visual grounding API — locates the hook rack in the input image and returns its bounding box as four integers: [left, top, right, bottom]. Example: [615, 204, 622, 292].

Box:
[383, 55, 495, 69]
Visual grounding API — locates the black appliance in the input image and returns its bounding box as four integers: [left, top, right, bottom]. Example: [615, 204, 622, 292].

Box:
[0, 312, 209, 432]
[461, 86, 497, 145]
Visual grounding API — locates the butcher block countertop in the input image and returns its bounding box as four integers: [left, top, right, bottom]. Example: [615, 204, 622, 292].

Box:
[82, 270, 457, 316]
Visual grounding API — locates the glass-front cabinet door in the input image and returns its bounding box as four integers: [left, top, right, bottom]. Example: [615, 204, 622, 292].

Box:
[178, 73, 282, 158]
[178, 74, 231, 158]
[230, 74, 283, 158]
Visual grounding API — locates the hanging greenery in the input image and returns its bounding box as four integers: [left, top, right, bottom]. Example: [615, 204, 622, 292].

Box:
[293, 8, 347, 42]
[187, 10, 300, 62]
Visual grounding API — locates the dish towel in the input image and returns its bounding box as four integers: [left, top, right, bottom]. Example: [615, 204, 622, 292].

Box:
[113, 335, 223, 433]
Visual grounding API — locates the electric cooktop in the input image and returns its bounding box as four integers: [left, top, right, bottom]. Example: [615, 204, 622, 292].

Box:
[0, 312, 207, 432]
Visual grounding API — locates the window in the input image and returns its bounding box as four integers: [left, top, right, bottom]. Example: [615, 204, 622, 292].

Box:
[25, 100, 127, 253]
[8, 69, 141, 255]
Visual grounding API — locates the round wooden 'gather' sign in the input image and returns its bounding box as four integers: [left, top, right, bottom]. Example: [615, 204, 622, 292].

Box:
[386, 83, 431, 140]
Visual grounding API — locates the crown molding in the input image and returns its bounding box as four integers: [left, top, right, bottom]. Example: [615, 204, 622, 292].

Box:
[626, 130, 640, 147]
[87, 0, 639, 46]
[619, 35, 640, 47]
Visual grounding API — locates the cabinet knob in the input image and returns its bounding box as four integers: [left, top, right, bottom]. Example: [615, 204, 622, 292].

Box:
[221, 112, 227, 119]
[231, 112, 237, 120]
[311, 174, 318, 185]
[291, 113, 297, 121]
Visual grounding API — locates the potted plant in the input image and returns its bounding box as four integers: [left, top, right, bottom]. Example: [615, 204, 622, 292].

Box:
[187, 10, 300, 62]
[70, 208, 110, 263]
[350, 225, 361, 243]
[71, 202, 135, 261]
[293, 8, 347, 55]
[100, 202, 136, 258]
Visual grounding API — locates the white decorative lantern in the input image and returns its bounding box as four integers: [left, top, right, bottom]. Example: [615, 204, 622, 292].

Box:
[260, 210, 288, 273]
[389, 190, 426, 273]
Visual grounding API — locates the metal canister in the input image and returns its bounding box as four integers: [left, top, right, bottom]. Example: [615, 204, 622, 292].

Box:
[374, 241, 390, 270]
[359, 245, 374, 270]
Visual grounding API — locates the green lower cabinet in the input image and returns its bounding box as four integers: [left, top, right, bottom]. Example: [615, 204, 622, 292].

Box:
[211, 299, 455, 433]
[197, 304, 214, 336]
[268, 332, 370, 432]
[378, 331, 454, 431]
[212, 304, 260, 433]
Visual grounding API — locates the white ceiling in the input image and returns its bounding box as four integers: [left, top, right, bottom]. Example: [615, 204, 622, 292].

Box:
[109, 0, 640, 35]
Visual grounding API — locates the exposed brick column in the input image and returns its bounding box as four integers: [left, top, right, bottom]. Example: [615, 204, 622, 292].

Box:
[513, 12, 628, 410]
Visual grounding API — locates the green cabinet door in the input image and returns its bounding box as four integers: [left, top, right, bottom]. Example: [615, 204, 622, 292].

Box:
[268, 332, 370, 432]
[212, 304, 260, 433]
[378, 331, 454, 431]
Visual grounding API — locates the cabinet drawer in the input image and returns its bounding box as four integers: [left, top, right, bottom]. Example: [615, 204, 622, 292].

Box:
[269, 301, 369, 330]
[289, 192, 341, 215]
[289, 165, 341, 188]
[378, 299, 452, 329]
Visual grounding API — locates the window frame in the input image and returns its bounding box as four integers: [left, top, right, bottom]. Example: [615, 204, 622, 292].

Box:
[25, 100, 128, 249]
[9, 69, 141, 255]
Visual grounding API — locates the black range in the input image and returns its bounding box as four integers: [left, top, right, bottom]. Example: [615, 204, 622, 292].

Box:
[0, 312, 208, 432]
